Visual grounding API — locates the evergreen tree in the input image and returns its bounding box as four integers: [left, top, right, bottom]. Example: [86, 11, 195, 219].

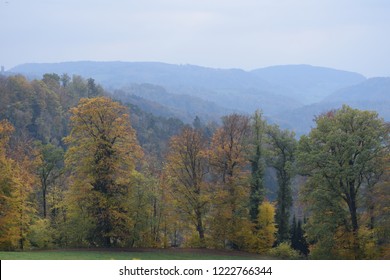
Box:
[267, 124, 296, 243]
[249, 111, 266, 223]
[290, 216, 309, 257]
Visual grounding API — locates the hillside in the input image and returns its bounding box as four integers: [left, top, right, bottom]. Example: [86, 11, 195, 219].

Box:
[112, 84, 236, 123]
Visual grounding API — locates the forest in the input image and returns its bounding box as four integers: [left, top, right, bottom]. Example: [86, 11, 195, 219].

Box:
[0, 73, 389, 259]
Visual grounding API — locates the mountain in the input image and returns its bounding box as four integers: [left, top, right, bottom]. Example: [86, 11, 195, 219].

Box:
[10, 61, 366, 121]
[274, 77, 390, 136]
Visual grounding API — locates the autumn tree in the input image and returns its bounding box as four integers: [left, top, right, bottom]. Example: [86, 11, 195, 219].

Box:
[209, 114, 251, 248]
[255, 201, 277, 253]
[0, 120, 38, 250]
[267, 124, 297, 243]
[165, 127, 210, 247]
[298, 105, 389, 259]
[0, 120, 17, 249]
[64, 97, 143, 247]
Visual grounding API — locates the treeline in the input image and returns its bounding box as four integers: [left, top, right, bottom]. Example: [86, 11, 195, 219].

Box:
[0, 74, 389, 259]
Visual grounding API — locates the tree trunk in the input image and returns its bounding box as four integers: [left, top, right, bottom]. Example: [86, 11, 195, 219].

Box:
[348, 184, 360, 259]
[43, 187, 47, 218]
[196, 213, 205, 247]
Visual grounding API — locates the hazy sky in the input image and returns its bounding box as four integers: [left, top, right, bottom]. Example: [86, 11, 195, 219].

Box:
[1, 0, 390, 77]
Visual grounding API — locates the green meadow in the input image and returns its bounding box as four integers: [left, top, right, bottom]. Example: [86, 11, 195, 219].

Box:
[0, 249, 270, 260]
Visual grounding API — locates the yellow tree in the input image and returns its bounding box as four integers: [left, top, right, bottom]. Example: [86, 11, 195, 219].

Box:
[255, 201, 277, 253]
[165, 127, 210, 247]
[64, 97, 143, 247]
[0, 120, 17, 249]
[0, 120, 37, 250]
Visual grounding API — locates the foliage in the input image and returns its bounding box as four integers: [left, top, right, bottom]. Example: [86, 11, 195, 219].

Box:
[0, 120, 38, 250]
[290, 216, 309, 257]
[252, 201, 277, 253]
[1, 73, 388, 260]
[209, 114, 251, 249]
[165, 127, 210, 247]
[298, 105, 389, 259]
[248, 111, 266, 222]
[64, 97, 143, 247]
[268, 242, 301, 259]
[28, 219, 54, 249]
[36, 142, 64, 218]
[266, 124, 297, 242]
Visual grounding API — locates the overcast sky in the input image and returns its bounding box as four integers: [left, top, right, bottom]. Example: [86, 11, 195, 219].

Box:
[1, 0, 390, 77]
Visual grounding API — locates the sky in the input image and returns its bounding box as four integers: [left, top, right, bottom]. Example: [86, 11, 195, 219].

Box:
[1, 0, 390, 77]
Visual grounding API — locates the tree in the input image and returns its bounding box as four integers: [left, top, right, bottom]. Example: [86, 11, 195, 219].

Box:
[0, 120, 17, 250]
[0, 120, 38, 250]
[42, 73, 61, 90]
[64, 97, 143, 247]
[298, 105, 389, 258]
[209, 114, 251, 248]
[267, 124, 296, 242]
[165, 127, 210, 246]
[290, 216, 309, 257]
[249, 110, 266, 223]
[37, 143, 64, 218]
[87, 78, 101, 98]
[255, 201, 277, 253]
[60, 73, 71, 88]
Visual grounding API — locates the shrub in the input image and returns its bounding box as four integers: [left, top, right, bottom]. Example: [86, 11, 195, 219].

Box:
[269, 242, 301, 259]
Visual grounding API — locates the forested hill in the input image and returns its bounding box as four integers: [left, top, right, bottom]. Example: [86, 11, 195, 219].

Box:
[10, 61, 371, 131]
[0, 74, 185, 161]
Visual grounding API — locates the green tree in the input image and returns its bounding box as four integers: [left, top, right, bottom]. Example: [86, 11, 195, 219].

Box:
[298, 105, 389, 259]
[64, 97, 143, 247]
[249, 110, 266, 223]
[37, 143, 64, 218]
[267, 124, 296, 243]
[60, 73, 71, 88]
[87, 78, 103, 98]
[290, 216, 309, 257]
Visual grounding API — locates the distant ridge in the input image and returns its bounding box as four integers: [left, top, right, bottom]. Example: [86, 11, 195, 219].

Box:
[251, 64, 366, 104]
[11, 61, 365, 101]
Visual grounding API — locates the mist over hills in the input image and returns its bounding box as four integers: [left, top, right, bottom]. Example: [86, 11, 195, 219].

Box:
[274, 77, 390, 135]
[112, 84, 237, 123]
[9, 61, 389, 135]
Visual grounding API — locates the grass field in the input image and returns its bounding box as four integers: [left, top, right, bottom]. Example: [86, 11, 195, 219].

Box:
[0, 248, 271, 260]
